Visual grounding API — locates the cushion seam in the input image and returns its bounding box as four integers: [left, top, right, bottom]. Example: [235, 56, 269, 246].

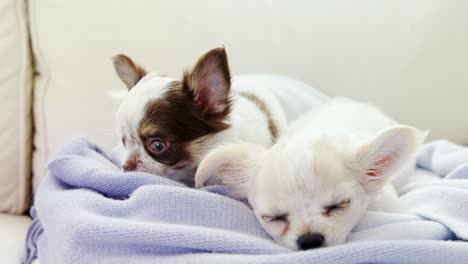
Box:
[29, 0, 51, 194]
[14, 0, 33, 214]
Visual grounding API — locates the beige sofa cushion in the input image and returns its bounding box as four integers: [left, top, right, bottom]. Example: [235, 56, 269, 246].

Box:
[0, 0, 33, 213]
[30, 0, 468, 189]
[0, 213, 31, 263]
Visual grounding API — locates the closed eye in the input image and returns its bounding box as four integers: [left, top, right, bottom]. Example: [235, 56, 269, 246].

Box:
[262, 214, 288, 223]
[323, 200, 351, 216]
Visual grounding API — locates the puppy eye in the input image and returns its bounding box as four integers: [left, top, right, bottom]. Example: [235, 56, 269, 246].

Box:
[323, 200, 351, 216]
[146, 138, 169, 155]
[262, 214, 288, 223]
[122, 137, 126, 146]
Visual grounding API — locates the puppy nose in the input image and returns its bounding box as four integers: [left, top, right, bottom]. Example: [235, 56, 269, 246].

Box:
[122, 160, 138, 172]
[297, 232, 325, 250]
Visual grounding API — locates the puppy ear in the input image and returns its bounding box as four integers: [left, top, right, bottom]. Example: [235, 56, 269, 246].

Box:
[351, 125, 427, 192]
[183, 47, 231, 114]
[112, 54, 147, 90]
[195, 143, 263, 198]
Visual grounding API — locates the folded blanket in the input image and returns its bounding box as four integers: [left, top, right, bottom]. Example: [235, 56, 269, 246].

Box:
[23, 138, 468, 264]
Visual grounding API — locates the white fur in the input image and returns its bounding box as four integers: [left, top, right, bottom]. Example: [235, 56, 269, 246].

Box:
[195, 98, 427, 250]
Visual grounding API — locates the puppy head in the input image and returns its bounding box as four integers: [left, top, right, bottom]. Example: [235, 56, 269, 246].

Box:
[195, 126, 426, 250]
[113, 47, 232, 184]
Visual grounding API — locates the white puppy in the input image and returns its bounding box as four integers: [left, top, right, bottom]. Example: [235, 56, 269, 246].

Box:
[195, 98, 427, 250]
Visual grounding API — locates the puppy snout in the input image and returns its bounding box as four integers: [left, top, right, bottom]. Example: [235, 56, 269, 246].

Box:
[122, 160, 138, 172]
[297, 232, 325, 250]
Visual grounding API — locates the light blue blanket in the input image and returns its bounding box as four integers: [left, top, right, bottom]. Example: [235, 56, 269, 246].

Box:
[23, 137, 468, 264]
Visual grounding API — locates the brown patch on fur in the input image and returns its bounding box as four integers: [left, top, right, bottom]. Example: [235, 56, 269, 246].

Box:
[321, 212, 332, 218]
[138, 81, 231, 168]
[237, 91, 279, 142]
[281, 221, 290, 236]
[112, 54, 147, 90]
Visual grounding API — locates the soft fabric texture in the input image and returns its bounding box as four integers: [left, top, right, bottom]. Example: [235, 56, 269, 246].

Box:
[0, 0, 33, 214]
[24, 137, 468, 264]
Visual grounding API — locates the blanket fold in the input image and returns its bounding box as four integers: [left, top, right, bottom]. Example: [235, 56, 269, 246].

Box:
[23, 137, 468, 264]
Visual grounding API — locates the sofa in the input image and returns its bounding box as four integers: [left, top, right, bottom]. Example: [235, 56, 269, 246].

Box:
[2, 0, 468, 263]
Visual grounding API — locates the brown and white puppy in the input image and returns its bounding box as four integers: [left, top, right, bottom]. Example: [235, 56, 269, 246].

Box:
[112, 47, 325, 185]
